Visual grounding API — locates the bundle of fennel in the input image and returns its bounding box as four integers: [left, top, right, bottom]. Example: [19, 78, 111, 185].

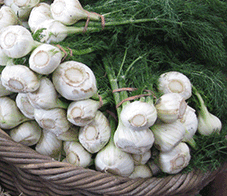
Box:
[0, 0, 226, 179]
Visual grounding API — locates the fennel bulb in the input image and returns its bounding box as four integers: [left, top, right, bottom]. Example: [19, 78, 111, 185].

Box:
[79, 111, 111, 153]
[9, 121, 42, 146]
[63, 141, 92, 167]
[0, 5, 20, 29]
[16, 93, 35, 119]
[132, 150, 151, 165]
[0, 96, 29, 129]
[0, 74, 13, 97]
[0, 47, 11, 66]
[56, 125, 79, 141]
[120, 100, 157, 131]
[155, 93, 187, 123]
[35, 129, 62, 160]
[151, 121, 186, 152]
[28, 2, 53, 32]
[52, 61, 97, 101]
[179, 106, 198, 147]
[33, 19, 71, 43]
[67, 99, 100, 126]
[34, 108, 71, 136]
[13, 0, 40, 8]
[158, 71, 192, 100]
[29, 43, 62, 75]
[194, 89, 222, 136]
[114, 121, 155, 155]
[157, 142, 191, 174]
[129, 164, 153, 179]
[1, 63, 40, 93]
[0, 25, 40, 58]
[50, 0, 101, 25]
[27, 77, 68, 109]
[95, 138, 134, 177]
[6, 0, 40, 21]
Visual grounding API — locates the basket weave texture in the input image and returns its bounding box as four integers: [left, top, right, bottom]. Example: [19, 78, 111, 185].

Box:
[0, 128, 226, 196]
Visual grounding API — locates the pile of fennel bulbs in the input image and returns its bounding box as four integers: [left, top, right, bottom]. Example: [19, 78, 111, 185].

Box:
[0, 0, 226, 179]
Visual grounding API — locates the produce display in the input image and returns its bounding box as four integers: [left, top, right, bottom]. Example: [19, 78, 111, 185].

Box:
[0, 0, 226, 180]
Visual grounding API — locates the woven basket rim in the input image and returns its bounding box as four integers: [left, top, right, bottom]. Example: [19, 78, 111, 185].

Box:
[0, 128, 226, 196]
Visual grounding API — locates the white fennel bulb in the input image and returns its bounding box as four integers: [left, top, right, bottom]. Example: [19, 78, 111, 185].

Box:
[114, 121, 155, 155]
[29, 43, 62, 75]
[33, 18, 97, 43]
[13, 0, 40, 7]
[35, 129, 62, 160]
[79, 111, 111, 153]
[16, 93, 35, 119]
[194, 89, 222, 136]
[34, 108, 71, 136]
[6, 0, 40, 21]
[34, 19, 70, 43]
[120, 100, 157, 131]
[56, 125, 79, 141]
[9, 121, 42, 146]
[63, 141, 92, 167]
[95, 138, 134, 177]
[157, 142, 191, 174]
[52, 61, 97, 101]
[28, 3, 53, 32]
[0, 6, 20, 29]
[0, 25, 40, 58]
[1, 63, 40, 93]
[0, 96, 29, 129]
[67, 99, 100, 126]
[179, 106, 198, 147]
[151, 121, 186, 152]
[129, 164, 152, 179]
[158, 71, 192, 100]
[50, 0, 100, 25]
[155, 93, 187, 123]
[27, 77, 68, 109]
[0, 74, 13, 97]
[132, 150, 151, 165]
[0, 47, 11, 66]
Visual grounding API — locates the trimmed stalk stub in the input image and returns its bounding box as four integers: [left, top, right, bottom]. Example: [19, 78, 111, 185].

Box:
[29, 43, 62, 75]
[157, 142, 191, 174]
[158, 71, 192, 100]
[67, 99, 100, 126]
[79, 111, 111, 153]
[52, 60, 97, 101]
[1, 64, 40, 93]
[0, 25, 39, 58]
[16, 93, 35, 119]
[120, 100, 157, 131]
[63, 141, 92, 167]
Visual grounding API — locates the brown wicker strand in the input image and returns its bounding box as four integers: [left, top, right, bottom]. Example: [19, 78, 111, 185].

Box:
[0, 128, 226, 196]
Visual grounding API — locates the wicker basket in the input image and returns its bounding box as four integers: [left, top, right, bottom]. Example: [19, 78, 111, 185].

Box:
[0, 128, 226, 196]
